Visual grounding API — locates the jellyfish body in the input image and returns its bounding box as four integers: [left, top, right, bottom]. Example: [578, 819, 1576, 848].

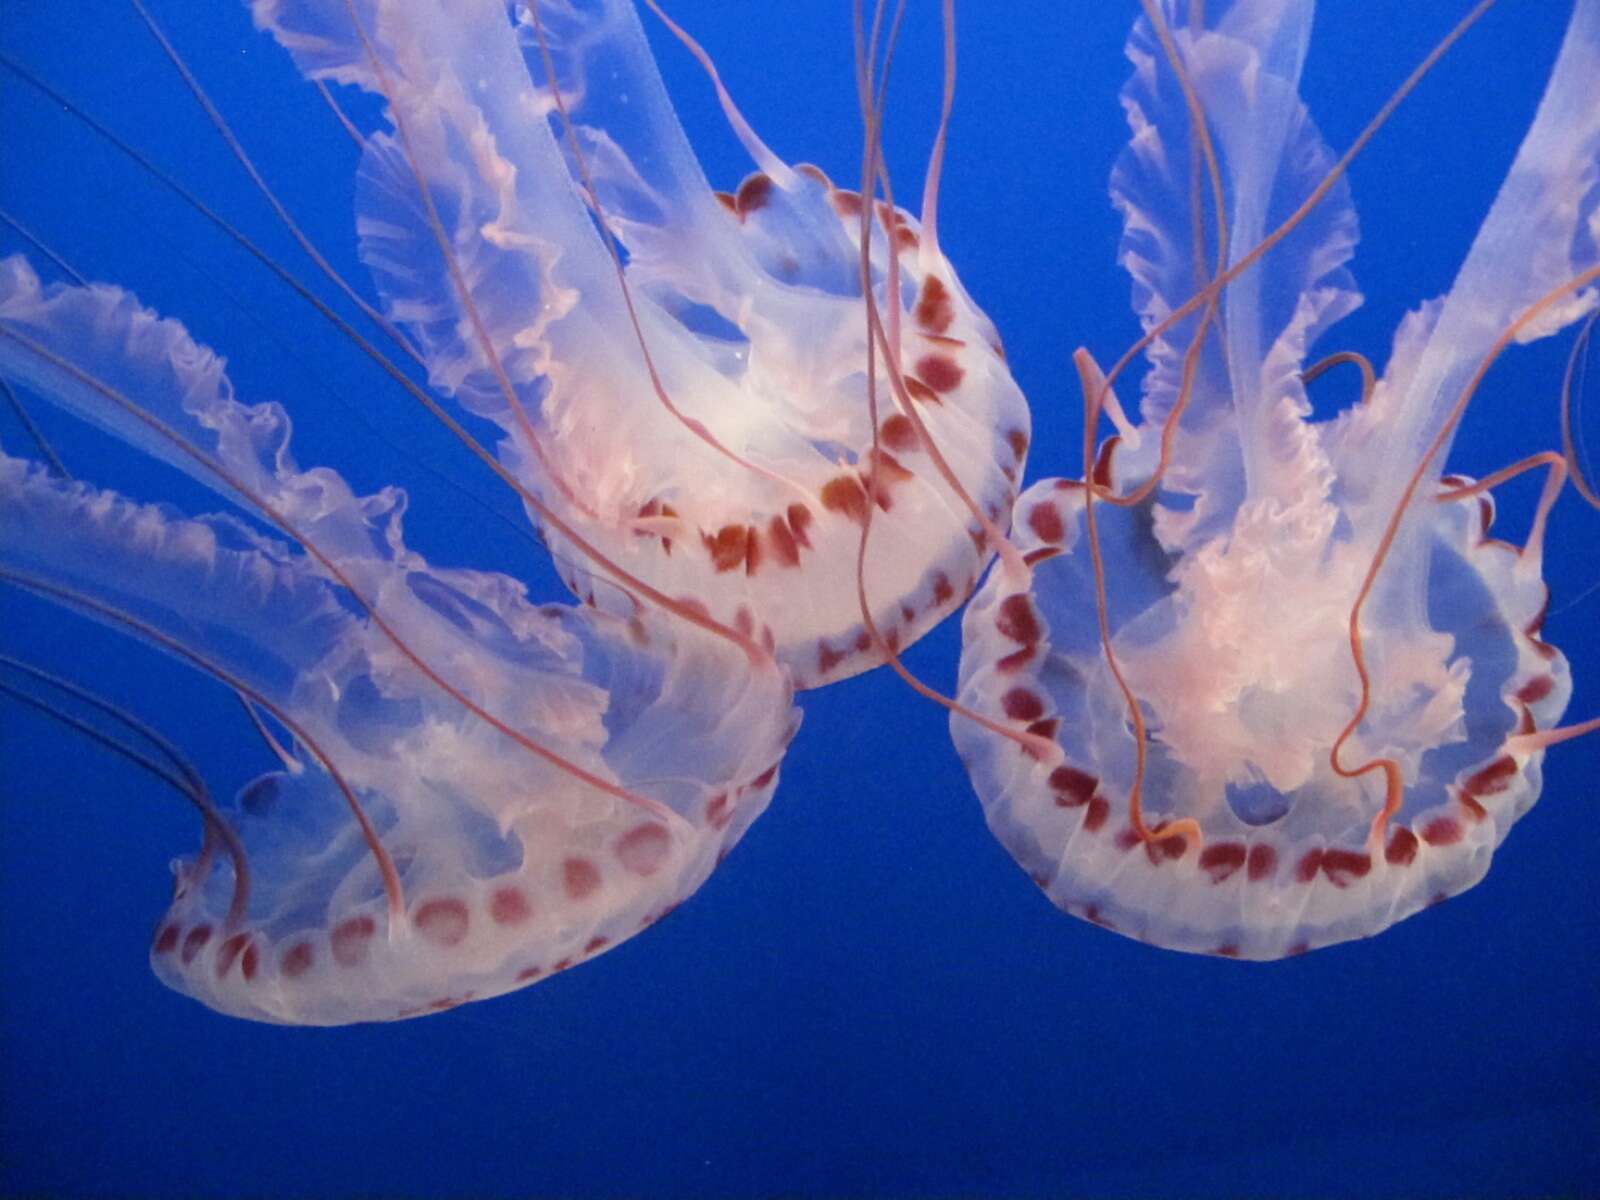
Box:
[954, 0, 1600, 958]
[253, 0, 1031, 689]
[0, 257, 797, 1024]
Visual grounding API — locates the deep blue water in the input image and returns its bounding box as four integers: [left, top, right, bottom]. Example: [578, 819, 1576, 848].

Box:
[2, 3, 1597, 1197]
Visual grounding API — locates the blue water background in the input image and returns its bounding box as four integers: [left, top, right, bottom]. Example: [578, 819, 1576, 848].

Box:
[2, 3, 1597, 1196]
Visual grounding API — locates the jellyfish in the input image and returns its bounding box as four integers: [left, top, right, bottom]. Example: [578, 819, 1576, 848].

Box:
[0, 252, 800, 1024]
[251, 0, 1031, 689]
[953, 0, 1600, 958]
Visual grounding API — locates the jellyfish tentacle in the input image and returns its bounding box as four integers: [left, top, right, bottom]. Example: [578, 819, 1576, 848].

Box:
[236, 692, 305, 775]
[1076, 0, 1231, 852]
[0, 53, 575, 559]
[836, 0, 1051, 761]
[1560, 311, 1600, 509]
[0, 261, 695, 823]
[639, 1, 791, 187]
[1301, 350, 1376, 407]
[1436, 452, 1567, 573]
[1331, 0, 1600, 846]
[853, 1, 1028, 590]
[0, 205, 88, 286]
[0, 559, 401, 922]
[0, 652, 254, 929]
[1089, 0, 1499, 514]
[129, 0, 424, 368]
[522, 1, 817, 507]
[0, 373, 66, 479]
[1335, 263, 1600, 849]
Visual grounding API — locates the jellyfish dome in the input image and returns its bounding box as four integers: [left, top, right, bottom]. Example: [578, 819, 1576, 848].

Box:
[0, 257, 798, 1024]
[954, 0, 1600, 958]
[255, 0, 1031, 688]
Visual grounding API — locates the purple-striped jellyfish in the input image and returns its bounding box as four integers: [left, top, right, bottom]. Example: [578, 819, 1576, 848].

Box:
[257, 0, 1029, 689]
[954, 0, 1600, 958]
[0, 254, 799, 1024]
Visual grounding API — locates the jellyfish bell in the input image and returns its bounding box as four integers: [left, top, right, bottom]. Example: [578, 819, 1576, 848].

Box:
[954, 0, 1600, 959]
[253, 0, 1031, 689]
[0, 246, 798, 1024]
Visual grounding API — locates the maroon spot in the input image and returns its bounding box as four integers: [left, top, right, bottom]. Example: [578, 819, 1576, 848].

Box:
[1000, 687, 1044, 721]
[932, 572, 954, 605]
[1006, 429, 1029, 461]
[563, 858, 602, 901]
[1023, 547, 1063, 568]
[880, 413, 919, 453]
[490, 887, 533, 927]
[751, 764, 780, 791]
[914, 354, 964, 394]
[331, 915, 377, 967]
[216, 933, 250, 979]
[817, 641, 847, 676]
[1083, 904, 1115, 930]
[831, 188, 863, 217]
[997, 646, 1036, 672]
[153, 924, 180, 955]
[863, 448, 913, 510]
[996, 594, 1041, 644]
[1515, 676, 1555, 704]
[1461, 755, 1518, 798]
[914, 274, 954, 333]
[767, 514, 800, 567]
[1385, 826, 1419, 866]
[1092, 437, 1119, 488]
[515, 965, 544, 983]
[705, 524, 749, 573]
[1286, 941, 1310, 957]
[1114, 827, 1142, 853]
[787, 503, 814, 548]
[705, 792, 733, 830]
[735, 172, 774, 216]
[415, 898, 470, 948]
[1199, 842, 1247, 884]
[1027, 502, 1064, 544]
[1320, 849, 1372, 888]
[713, 191, 737, 214]
[1026, 718, 1060, 741]
[281, 941, 314, 979]
[241, 942, 260, 982]
[1084, 796, 1110, 832]
[1146, 832, 1187, 864]
[1214, 945, 1240, 959]
[1296, 848, 1324, 883]
[1460, 793, 1488, 823]
[583, 936, 610, 956]
[1049, 765, 1098, 807]
[1246, 844, 1277, 882]
[820, 475, 869, 524]
[180, 924, 212, 966]
[617, 823, 673, 877]
[903, 376, 943, 407]
[745, 526, 764, 575]
[1421, 817, 1464, 847]
[551, 958, 574, 973]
